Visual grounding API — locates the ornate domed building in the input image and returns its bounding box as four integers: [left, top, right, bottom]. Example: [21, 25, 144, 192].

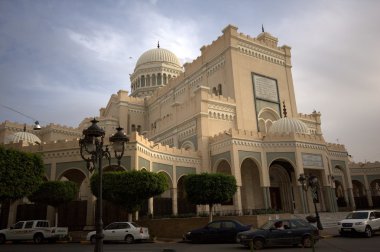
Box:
[2, 25, 380, 231]
[130, 44, 183, 97]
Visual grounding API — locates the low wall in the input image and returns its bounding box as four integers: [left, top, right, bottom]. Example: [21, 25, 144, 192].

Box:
[138, 213, 291, 239]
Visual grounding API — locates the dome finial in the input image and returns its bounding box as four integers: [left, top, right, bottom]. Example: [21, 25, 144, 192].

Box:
[23, 123, 26, 132]
[282, 101, 287, 118]
[262, 24, 265, 33]
[157, 41, 160, 49]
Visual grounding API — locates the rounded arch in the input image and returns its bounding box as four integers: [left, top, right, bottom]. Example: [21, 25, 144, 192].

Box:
[268, 159, 296, 213]
[352, 180, 365, 197]
[352, 179, 369, 209]
[370, 179, 380, 196]
[154, 171, 173, 217]
[240, 158, 263, 211]
[177, 175, 196, 215]
[180, 141, 195, 151]
[103, 164, 127, 172]
[57, 168, 87, 200]
[214, 159, 232, 174]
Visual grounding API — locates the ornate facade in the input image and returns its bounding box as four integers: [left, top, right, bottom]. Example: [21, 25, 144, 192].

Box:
[1, 25, 379, 229]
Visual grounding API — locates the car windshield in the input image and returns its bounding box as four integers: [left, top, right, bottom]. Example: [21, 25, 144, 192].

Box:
[346, 212, 369, 219]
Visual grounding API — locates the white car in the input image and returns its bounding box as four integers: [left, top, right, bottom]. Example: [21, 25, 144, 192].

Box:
[337, 210, 380, 237]
[86, 222, 150, 244]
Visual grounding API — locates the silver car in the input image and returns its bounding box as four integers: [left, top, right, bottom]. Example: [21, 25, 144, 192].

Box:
[86, 222, 150, 244]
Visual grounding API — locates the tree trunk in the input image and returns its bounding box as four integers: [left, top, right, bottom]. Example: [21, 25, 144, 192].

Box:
[128, 213, 133, 222]
[209, 204, 213, 222]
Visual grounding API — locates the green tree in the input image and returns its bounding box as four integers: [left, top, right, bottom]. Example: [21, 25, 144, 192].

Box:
[0, 146, 44, 224]
[91, 170, 168, 221]
[184, 173, 237, 222]
[29, 181, 78, 226]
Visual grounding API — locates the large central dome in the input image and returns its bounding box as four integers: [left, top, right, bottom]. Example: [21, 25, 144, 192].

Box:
[135, 48, 181, 69]
[130, 46, 183, 98]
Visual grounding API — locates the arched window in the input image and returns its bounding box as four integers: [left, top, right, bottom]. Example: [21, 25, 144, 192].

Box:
[137, 125, 141, 133]
[152, 74, 156, 86]
[141, 75, 145, 87]
[212, 87, 218, 95]
[146, 75, 150, 86]
[163, 74, 167, 84]
[157, 73, 162, 85]
[218, 84, 222, 95]
[131, 124, 136, 132]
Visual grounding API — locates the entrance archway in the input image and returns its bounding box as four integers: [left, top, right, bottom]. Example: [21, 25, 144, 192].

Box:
[177, 176, 196, 215]
[335, 180, 347, 208]
[352, 180, 368, 209]
[153, 172, 172, 217]
[370, 179, 380, 208]
[269, 160, 295, 212]
[240, 158, 263, 212]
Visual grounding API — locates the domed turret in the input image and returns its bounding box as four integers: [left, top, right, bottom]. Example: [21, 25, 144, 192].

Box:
[268, 117, 309, 135]
[130, 43, 183, 98]
[5, 131, 41, 146]
[135, 48, 181, 69]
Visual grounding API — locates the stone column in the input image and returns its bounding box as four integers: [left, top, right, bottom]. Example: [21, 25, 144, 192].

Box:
[363, 175, 373, 207]
[171, 188, 178, 216]
[235, 187, 242, 215]
[347, 188, 356, 210]
[299, 186, 309, 214]
[148, 197, 154, 217]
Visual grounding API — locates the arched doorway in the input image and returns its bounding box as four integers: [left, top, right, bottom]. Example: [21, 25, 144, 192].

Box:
[240, 158, 263, 213]
[335, 180, 347, 208]
[370, 179, 380, 208]
[352, 180, 368, 209]
[57, 169, 88, 230]
[177, 176, 196, 215]
[216, 160, 233, 206]
[153, 172, 172, 217]
[269, 160, 296, 213]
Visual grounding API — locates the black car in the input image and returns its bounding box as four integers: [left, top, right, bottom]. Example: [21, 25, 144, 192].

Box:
[236, 219, 319, 250]
[184, 219, 252, 243]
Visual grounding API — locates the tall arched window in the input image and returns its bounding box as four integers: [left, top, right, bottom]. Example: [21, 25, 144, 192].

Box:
[141, 75, 145, 87]
[218, 84, 222, 95]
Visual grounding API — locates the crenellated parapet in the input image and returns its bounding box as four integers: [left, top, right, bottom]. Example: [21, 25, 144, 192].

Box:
[326, 142, 347, 152]
[265, 132, 325, 143]
[349, 161, 380, 174]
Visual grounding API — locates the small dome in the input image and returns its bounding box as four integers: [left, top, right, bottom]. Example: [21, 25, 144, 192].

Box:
[268, 117, 309, 135]
[135, 48, 181, 68]
[5, 131, 41, 145]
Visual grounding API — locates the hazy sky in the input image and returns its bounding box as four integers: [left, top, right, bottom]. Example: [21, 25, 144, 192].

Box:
[0, 0, 379, 162]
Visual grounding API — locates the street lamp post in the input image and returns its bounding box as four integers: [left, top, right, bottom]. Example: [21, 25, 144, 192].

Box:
[79, 118, 128, 252]
[298, 173, 323, 230]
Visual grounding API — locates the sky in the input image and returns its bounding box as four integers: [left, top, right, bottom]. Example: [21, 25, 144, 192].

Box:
[0, 0, 379, 162]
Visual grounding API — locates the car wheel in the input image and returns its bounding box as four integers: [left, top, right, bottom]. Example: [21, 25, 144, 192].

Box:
[302, 235, 312, 248]
[90, 235, 96, 244]
[33, 233, 44, 244]
[252, 238, 264, 250]
[365, 226, 372, 238]
[0, 234, 6, 244]
[125, 235, 134, 244]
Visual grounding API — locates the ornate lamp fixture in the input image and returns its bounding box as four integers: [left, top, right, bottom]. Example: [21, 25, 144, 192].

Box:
[298, 173, 324, 230]
[79, 118, 128, 252]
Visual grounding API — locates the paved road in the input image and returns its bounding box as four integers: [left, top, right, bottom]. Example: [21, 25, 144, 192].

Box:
[0, 235, 379, 252]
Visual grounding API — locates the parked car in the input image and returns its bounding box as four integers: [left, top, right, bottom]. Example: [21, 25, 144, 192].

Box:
[236, 219, 319, 250]
[337, 210, 380, 237]
[0, 220, 68, 244]
[183, 219, 252, 243]
[86, 222, 149, 244]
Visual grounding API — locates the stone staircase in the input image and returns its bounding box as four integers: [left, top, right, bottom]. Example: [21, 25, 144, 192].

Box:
[292, 212, 350, 229]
